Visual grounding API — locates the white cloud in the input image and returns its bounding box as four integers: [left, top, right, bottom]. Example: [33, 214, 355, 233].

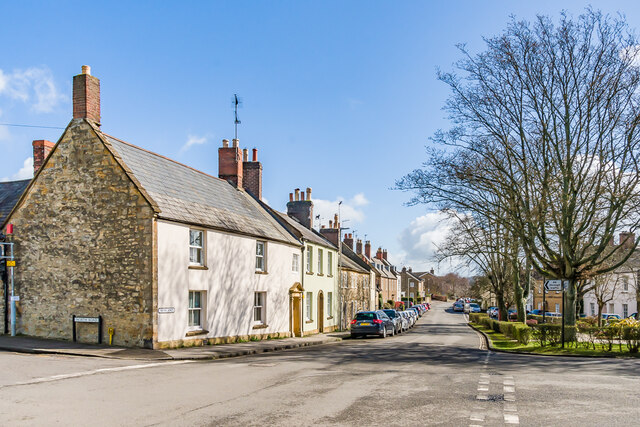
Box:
[395, 211, 469, 274]
[1, 157, 33, 182]
[0, 67, 65, 113]
[312, 193, 369, 226]
[181, 134, 209, 152]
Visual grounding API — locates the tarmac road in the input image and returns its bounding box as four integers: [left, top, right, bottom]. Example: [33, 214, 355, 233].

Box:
[1, 301, 639, 426]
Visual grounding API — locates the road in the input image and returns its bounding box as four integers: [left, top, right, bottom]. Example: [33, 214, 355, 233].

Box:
[1, 301, 639, 426]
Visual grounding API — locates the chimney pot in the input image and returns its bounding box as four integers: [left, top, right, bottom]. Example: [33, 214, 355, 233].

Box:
[365, 240, 371, 259]
[81, 65, 91, 75]
[334, 214, 338, 228]
[329, 220, 333, 228]
[289, 193, 294, 202]
[306, 187, 312, 200]
[301, 192, 305, 201]
[243, 148, 248, 162]
[295, 188, 300, 201]
[356, 239, 363, 255]
[287, 186, 314, 229]
[222, 139, 229, 148]
[252, 148, 258, 162]
[232, 139, 239, 148]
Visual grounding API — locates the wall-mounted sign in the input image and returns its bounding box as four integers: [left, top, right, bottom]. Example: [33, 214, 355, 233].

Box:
[10, 296, 19, 302]
[6, 260, 15, 267]
[74, 316, 100, 323]
[158, 307, 175, 314]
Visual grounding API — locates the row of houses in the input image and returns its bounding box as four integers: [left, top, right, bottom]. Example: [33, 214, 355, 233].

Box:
[0, 66, 431, 348]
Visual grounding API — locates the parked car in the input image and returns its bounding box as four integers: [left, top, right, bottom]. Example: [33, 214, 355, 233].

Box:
[405, 310, 418, 326]
[601, 314, 622, 323]
[382, 309, 404, 335]
[488, 307, 498, 318]
[508, 309, 518, 320]
[398, 312, 410, 331]
[468, 303, 481, 313]
[350, 311, 395, 338]
[453, 301, 464, 312]
[530, 309, 543, 316]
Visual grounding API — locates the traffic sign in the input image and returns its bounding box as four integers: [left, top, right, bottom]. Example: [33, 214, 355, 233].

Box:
[544, 280, 562, 291]
[6, 260, 15, 267]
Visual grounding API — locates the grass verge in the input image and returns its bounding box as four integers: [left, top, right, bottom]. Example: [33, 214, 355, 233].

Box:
[470, 322, 640, 358]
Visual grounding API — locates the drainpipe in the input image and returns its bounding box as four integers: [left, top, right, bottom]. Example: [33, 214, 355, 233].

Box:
[300, 242, 306, 337]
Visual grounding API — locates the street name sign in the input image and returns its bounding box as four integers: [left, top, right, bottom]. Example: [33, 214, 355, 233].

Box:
[544, 280, 562, 291]
[158, 307, 175, 314]
[74, 316, 100, 323]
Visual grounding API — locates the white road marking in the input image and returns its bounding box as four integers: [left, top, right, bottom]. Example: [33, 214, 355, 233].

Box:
[2, 360, 193, 388]
[504, 385, 515, 393]
[504, 413, 520, 424]
[477, 385, 489, 392]
[470, 414, 485, 422]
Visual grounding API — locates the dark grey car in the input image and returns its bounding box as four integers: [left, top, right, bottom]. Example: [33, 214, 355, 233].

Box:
[382, 309, 403, 335]
[350, 311, 395, 338]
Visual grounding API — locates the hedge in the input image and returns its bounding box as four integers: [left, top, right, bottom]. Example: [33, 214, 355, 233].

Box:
[470, 313, 530, 344]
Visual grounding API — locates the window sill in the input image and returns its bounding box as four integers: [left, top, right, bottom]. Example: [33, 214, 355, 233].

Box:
[252, 323, 269, 330]
[189, 265, 208, 270]
[305, 272, 314, 275]
[305, 320, 313, 324]
[185, 329, 209, 337]
[317, 273, 324, 277]
[327, 275, 333, 278]
[255, 271, 269, 275]
[326, 316, 333, 320]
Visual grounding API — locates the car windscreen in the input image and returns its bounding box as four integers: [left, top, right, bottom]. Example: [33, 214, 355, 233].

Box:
[382, 310, 396, 317]
[470, 304, 479, 308]
[355, 312, 376, 320]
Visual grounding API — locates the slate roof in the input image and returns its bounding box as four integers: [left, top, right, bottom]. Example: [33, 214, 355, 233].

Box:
[0, 179, 30, 226]
[102, 134, 300, 246]
[341, 244, 370, 274]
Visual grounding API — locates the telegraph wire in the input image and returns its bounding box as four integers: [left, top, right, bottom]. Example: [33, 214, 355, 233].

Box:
[0, 123, 65, 130]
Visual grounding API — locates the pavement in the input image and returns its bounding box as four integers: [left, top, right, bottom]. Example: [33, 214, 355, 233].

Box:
[0, 331, 348, 361]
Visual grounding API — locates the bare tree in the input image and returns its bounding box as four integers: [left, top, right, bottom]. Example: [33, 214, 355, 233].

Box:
[398, 10, 640, 337]
[590, 272, 622, 326]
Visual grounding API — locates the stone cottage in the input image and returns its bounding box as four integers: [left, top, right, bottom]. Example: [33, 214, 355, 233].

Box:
[1, 66, 303, 348]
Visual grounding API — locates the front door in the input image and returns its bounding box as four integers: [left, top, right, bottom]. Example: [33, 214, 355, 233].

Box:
[292, 295, 302, 337]
[318, 292, 324, 333]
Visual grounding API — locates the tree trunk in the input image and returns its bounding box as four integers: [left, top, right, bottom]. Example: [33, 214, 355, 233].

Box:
[497, 291, 507, 322]
[565, 280, 577, 341]
[597, 303, 604, 327]
[514, 279, 526, 323]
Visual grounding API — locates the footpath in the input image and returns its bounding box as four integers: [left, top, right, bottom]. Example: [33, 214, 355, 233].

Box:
[0, 332, 348, 361]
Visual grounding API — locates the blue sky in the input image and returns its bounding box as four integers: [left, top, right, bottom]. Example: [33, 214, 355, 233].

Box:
[2, 1, 639, 274]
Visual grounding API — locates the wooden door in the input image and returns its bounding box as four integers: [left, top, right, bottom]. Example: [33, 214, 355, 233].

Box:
[292, 296, 302, 337]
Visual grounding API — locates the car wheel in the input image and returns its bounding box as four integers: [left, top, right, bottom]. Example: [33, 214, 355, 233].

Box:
[350, 333, 358, 339]
[381, 328, 387, 338]
[391, 326, 395, 336]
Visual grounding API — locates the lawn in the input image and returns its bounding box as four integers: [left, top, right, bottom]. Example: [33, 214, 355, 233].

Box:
[469, 322, 640, 358]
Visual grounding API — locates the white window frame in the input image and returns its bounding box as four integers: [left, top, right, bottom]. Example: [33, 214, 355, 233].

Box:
[254, 291, 267, 324]
[256, 241, 266, 272]
[305, 292, 313, 321]
[292, 253, 300, 272]
[609, 303, 615, 314]
[623, 276, 629, 291]
[590, 302, 595, 316]
[189, 229, 205, 266]
[318, 249, 324, 275]
[188, 290, 204, 330]
[327, 252, 333, 276]
[623, 303, 629, 318]
[306, 247, 313, 273]
[327, 292, 333, 318]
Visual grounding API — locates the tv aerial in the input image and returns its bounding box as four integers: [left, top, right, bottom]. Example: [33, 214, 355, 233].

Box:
[232, 94, 243, 140]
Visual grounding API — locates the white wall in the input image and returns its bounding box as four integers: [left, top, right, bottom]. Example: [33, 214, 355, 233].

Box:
[156, 220, 301, 342]
[583, 272, 638, 317]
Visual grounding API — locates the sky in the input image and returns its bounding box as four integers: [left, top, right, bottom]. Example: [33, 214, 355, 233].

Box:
[2, 1, 640, 275]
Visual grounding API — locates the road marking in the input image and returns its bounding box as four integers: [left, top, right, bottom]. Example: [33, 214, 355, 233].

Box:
[504, 413, 520, 424]
[470, 414, 485, 422]
[504, 385, 515, 393]
[477, 385, 489, 392]
[1, 360, 193, 388]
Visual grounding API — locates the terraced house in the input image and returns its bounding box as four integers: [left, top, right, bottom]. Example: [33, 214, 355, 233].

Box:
[1, 67, 307, 348]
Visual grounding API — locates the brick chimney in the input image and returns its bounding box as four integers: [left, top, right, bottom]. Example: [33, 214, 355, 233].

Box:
[620, 232, 636, 249]
[365, 240, 371, 259]
[382, 249, 388, 261]
[243, 147, 262, 200]
[32, 140, 55, 174]
[287, 187, 313, 229]
[344, 233, 354, 250]
[319, 213, 339, 246]
[376, 247, 383, 260]
[430, 268, 434, 275]
[218, 138, 243, 188]
[356, 239, 363, 255]
[73, 65, 100, 124]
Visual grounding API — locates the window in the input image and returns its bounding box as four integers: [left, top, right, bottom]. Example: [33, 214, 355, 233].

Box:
[305, 292, 313, 320]
[590, 302, 595, 316]
[538, 302, 542, 310]
[318, 249, 324, 275]
[188, 291, 203, 329]
[327, 252, 333, 276]
[189, 229, 204, 265]
[306, 247, 313, 273]
[410, 292, 414, 298]
[410, 281, 415, 288]
[609, 303, 615, 314]
[254, 292, 266, 323]
[555, 303, 560, 313]
[256, 241, 266, 272]
[623, 303, 629, 318]
[327, 292, 333, 317]
[292, 253, 300, 272]
[623, 276, 629, 291]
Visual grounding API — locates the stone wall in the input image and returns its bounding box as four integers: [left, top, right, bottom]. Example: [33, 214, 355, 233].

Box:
[7, 119, 156, 347]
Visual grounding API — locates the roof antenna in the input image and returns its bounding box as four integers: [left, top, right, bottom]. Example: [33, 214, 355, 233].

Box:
[233, 94, 242, 140]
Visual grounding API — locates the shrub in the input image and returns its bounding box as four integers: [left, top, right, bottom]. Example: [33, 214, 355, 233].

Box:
[469, 313, 488, 324]
[622, 326, 640, 353]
